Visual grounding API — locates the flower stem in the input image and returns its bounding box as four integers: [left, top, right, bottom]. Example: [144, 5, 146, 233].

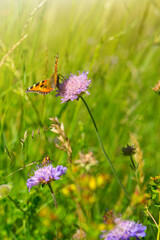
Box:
[81, 96, 130, 201]
[130, 155, 136, 170]
[7, 195, 26, 214]
[48, 183, 57, 208]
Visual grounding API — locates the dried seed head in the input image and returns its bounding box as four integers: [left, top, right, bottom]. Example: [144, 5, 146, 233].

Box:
[73, 229, 86, 240]
[20, 130, 28, 145]
[153, 81, 160, 95]
[50, 117, 72, 163]
[75, 152, 98, 171]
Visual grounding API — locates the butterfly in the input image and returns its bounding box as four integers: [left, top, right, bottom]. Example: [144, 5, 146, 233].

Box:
[25, 54, 59, 95]
[5, 156, 53, 178]
[103, 209, 115, 225]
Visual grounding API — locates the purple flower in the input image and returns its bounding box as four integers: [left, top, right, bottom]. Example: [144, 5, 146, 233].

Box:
[56, 71, 91, 103]
[100, 217, 147, 240]
[27, 164, 67, 192]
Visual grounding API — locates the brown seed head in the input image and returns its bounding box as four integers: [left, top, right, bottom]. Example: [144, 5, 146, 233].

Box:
[122, 144, 136, 156]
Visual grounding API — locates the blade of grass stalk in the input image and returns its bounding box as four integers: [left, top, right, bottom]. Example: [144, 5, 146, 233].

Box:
[0, 34, 28, 68]
[81, 96, 130, 201]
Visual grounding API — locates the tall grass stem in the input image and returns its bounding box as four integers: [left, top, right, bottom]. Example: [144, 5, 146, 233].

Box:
[146, 208, 159, 230]
[81, 96, 130, 201]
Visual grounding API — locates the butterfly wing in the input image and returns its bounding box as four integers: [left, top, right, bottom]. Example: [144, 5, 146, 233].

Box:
[25, 79, 54, 95]
[26, 54, 59, 95]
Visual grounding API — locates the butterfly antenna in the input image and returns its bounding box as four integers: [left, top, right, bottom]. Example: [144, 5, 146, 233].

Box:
[55, 53, 58, 73]
[54, 53, 59, 86]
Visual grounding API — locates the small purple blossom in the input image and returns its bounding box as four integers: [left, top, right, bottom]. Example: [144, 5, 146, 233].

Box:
[100, 217, 147, 240]
[27, 164, 67, 192]
[56, 71, 91, 103]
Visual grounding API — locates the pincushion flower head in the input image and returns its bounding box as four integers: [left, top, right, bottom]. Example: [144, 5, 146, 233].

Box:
[100, 216, 147, 240]
[56, 71, 91, 103]
[27, 164, 67, 192]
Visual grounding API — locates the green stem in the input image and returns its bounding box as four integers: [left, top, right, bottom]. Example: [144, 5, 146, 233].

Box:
[157, 215, 160, 240]
[7, 195, 26, 214]
[130, 156, 141, 193]
[81, 96, 130, 201]
[130, 155, 136, 170]
[48, 183, 57, 208]
[47, 183, 59, 239]
[157, 194, 160, 240]
[146, 208, 159, 230]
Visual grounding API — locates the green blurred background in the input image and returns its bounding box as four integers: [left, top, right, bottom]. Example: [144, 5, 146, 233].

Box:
[0, 0, 160, 239]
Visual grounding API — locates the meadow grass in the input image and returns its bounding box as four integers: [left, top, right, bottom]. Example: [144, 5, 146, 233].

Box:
[0, 0, 160, 239]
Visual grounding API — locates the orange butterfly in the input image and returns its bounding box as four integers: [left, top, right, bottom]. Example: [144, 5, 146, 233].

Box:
[26, 54, 59, 95]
